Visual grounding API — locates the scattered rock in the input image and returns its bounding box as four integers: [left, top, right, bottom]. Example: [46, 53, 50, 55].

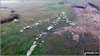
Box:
[20, 30, 24, 33]
[73, 34, 80, 42]
[35, 22, 40, 26]
[41, 40, 44, 43]
[27, 45, 37, 56]
[13, 19, 18, 23]
[36, 37, 39, 40]
[69, 22, 76, 26]
[47, 25, 54, 30]
[26, 26, 31, 29]
[33, 41, 37, 45]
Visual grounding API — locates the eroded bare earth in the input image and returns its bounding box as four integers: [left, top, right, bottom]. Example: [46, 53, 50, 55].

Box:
[54, 3, 100, 42]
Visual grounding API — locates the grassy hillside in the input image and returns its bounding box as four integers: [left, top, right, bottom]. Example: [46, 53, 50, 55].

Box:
[0, 0, 100, 55]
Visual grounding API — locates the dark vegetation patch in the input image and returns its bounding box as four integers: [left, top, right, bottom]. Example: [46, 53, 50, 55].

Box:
[0, 11, 19, 24]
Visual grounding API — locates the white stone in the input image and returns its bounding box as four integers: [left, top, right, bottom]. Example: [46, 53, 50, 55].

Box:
[30, 45, 37, 51]
[69, 23, 76, 26]
[39, 34, 42, 37]
[27, 50, 31, 56]
[63, 16, 67, 19]
[41, 40, 44, 43]
[42, 32, 47, 35]
[23, 27, 26, 30]
[33, 41, 37, 44]
[20, 30, 23, 32]
[36, 38, 39, 40]
[27, 45, 37, 56]
[47, 26, 53, 30]
[26, 26, 30, 29]
[35, 23, 39, 25]
[66, 21, 69, 23]
[66, 18, 69, 21]
[57, 17, 61, 20]
[62, 12, 66, 15]
[13, 19, 18, 22]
